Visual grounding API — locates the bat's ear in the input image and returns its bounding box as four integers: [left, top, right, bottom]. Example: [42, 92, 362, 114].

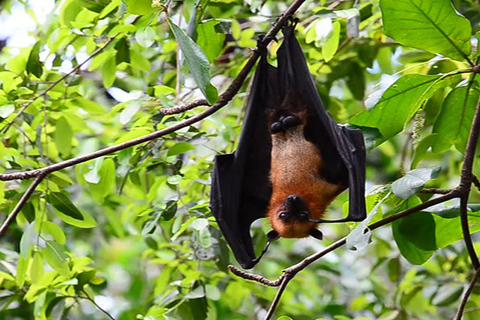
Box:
[310, 229, 323, 240]
[267, 230, 280, 242]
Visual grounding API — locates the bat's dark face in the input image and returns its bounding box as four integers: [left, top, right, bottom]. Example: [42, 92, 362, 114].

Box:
[268, 194, 320, 238]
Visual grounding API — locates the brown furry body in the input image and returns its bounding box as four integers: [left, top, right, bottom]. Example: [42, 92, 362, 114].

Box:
[267, 114, 343, 238]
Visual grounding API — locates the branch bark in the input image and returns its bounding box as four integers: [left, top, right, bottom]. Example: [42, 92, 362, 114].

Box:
[458, 93, 480, 269]
[454, 267, 480, 320]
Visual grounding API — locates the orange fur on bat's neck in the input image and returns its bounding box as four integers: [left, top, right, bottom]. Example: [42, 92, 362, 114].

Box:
[267, 110, 344, 238]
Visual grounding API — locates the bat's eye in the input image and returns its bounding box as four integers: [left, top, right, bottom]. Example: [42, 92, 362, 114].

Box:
[279, 212, 289, 222]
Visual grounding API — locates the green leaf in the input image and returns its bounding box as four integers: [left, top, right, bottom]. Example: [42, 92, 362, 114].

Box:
[392, 211, 435, 265]
[392, 166, 440, 199]
[30, 252, 44, 284]
[100, 55, 116, 88]
[69, 97, 105, 114]
[433, 211, 480, 248]
[0, 104, 15, 118]
[411, 134, 438, 168]
[161, 200, 177, 221]
[197, 20, 228, 62]
[47, 192, 84, 220]
[322, 21, 341, 62]
[20, 222, 36, 258]
[124, 0, 160, 15]
[27, 42, 43, 78]
[16, 255, 28, 287]
[43, 241, 69, 276]
[89, 158, 116, 202]
[431, 284, 463, 306]
[432, 84, 480, 153]
[130, 48, 151, 72]
[21, 201, 36, 223]
[351, 74, 458, 139]
[167, 142, 195, 156]
[168, 18, 218, 104]
[380, 0, 472, 61]
[115, 37, 130, 64]
[42, 221, 67, 245]
[54, 116, 73, 157]
[51, 201, 95, 228]
[120, 101, 142, 124]
[135, 27, 156, 48]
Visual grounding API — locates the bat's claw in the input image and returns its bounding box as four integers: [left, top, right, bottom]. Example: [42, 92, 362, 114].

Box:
[270, 114, 301, 134]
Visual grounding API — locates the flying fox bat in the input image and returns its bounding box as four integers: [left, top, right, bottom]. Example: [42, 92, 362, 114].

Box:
[210, 19, 366, 269]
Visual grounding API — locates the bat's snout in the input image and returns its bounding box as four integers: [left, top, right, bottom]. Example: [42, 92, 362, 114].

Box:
[283, 195, 309, 221]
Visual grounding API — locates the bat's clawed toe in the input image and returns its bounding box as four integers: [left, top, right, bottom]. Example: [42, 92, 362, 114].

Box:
[271, 121, 283, 133]
[270, 114, 301, 134]
[282, 115, 300, 128]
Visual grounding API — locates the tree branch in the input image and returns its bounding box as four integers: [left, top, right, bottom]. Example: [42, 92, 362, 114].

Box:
[454, 267, 480, 320]
[0, 173, 46, 237]
[160, 98, 209, 115]
[419, 188, 453, 194]
[228, 265, 283, 286]
[458, 92, 480, 269]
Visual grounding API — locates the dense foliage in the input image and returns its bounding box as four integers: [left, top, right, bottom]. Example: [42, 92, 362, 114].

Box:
[1, 0, 480, 319]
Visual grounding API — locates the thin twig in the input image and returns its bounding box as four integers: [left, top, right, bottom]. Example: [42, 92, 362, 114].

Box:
[454, 267, 480, 320]
[160, 98, 209, 115]
[1, 34, 119, 134]
[472, 174, 480, 193]
[420, 188, 453, 194]
[0, 174, 46, 237]
[81, 290, 116, 320]
[228, 265, 283, 286]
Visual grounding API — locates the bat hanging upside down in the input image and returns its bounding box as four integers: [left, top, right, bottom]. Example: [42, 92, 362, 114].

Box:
[210, 19, 366, 269]
[267, 109, 346, 241]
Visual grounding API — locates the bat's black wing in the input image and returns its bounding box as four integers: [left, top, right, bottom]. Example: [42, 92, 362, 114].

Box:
[210, 19, 367, 269]
[210, 52, 278, 269]
[277, 20, 367, 223]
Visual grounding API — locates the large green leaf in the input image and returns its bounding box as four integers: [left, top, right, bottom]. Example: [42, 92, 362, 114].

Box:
[432, 84, 480, 153]
[168, 18, 218, 104]
[47, 192, 83, 220]
[380, 0, 472, 61]
[393, 205, 436, 265]
[351, 74, 458, 139]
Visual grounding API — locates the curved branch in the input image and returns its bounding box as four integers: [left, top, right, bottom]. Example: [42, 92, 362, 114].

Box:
[160, 98, 209, 115]
[458, 92, 480, 269]
[227, 265, 283, 287]
[0, 174, 46, 237]
[454, 267, 480, 320]
[230, 192, 458, 319]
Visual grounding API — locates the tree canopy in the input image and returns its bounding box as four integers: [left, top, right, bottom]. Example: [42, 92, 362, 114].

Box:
[1, 0, 480, 319]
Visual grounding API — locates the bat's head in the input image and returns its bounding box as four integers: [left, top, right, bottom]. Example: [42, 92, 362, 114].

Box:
[268, 194, 323, 240]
